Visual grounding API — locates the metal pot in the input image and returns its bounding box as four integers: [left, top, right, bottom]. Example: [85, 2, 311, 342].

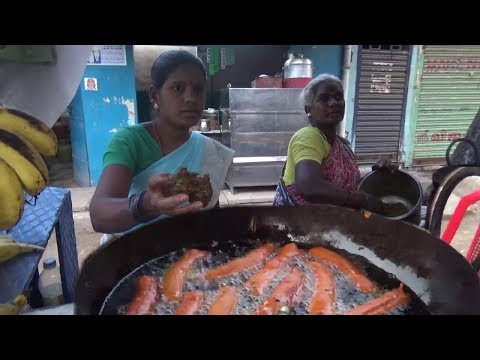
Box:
[283, 53, 313, 79]
[359, 170, 423, 225]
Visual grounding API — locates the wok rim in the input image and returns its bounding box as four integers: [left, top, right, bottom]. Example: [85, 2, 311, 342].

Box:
[74, 204, 480, 315]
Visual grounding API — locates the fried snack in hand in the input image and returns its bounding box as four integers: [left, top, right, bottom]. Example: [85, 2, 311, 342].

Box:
[168, 168, 213, 207]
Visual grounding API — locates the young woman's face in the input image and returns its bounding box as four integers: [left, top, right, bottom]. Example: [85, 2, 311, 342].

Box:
[308, 80, 345, 128]
[151, 64, 206, 129]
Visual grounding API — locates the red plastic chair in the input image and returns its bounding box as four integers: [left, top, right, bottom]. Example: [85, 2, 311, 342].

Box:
[441, 189, 480, 263]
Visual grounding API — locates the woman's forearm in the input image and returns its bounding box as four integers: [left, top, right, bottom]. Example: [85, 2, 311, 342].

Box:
[89, 197, 140, 234]
[295, 161, 366, 209]
[298, 180, 365, 209]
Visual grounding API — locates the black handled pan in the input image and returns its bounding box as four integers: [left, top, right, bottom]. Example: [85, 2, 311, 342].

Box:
[74, 205, 480, 315]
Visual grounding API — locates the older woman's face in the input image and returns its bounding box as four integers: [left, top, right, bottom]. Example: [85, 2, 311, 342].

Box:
[309, 80, 345, 127]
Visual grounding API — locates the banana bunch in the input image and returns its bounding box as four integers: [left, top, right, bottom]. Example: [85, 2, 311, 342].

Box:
[0, 235, 44, 263]
[0, 106, 58, 230]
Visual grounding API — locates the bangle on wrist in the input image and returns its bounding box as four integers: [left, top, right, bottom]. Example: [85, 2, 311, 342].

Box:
[128, 193, 136, 210]
[129, 190, 154, 223]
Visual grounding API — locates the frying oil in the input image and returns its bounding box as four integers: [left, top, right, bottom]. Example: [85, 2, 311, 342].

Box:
[101, 240, 428, 315]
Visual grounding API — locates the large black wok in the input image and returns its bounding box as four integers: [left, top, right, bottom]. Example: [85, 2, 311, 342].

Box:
[74, 205, 480, 315]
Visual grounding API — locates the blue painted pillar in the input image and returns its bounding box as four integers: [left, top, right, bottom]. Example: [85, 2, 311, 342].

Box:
[70, 45, 138, 187]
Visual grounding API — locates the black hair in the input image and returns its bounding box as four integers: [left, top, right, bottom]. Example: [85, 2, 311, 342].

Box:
[151, 50, 207, 89]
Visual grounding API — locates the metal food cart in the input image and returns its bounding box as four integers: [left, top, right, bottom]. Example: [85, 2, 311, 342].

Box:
[219, 87, 307, 194]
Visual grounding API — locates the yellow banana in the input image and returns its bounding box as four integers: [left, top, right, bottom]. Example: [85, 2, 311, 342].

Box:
[0, 158, 24, 230]
[0, 129, 48, 196]
[0, 241, 44, 263]
[0, 294, 28, 315]
[0, 106, 57, 156]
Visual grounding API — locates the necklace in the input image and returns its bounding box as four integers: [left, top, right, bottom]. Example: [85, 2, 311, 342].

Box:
[152, 122, 162, 146]
[311, 125, 336, 145]
[152, 121, 191, 155]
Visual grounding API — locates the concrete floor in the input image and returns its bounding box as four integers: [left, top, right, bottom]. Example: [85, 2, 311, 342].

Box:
[41, 160, 480, 276]
[40, 161, 98, 270]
